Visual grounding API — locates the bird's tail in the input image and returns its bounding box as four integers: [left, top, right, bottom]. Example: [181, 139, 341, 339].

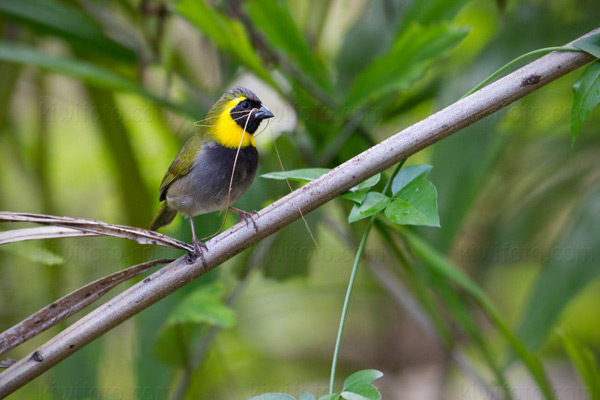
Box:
[150, 203, 178, 231]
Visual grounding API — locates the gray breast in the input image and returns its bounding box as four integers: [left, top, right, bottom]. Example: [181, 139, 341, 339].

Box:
[166, 142, 259, 217]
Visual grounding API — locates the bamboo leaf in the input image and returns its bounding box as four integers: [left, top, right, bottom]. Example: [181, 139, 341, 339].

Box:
[345, 23, 467, 109]
[0, 0, 136, 61]
[516, 185, 600, 353]
[399, 0, 471, 29]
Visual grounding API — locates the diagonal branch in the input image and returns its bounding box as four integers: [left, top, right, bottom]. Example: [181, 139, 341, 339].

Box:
[0, 28, 597, 396]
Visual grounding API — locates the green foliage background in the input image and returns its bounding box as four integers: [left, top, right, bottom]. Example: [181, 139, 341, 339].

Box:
[0, 0, 600, 399]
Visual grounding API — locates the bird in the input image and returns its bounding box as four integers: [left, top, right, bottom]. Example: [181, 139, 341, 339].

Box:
[150, 86, 274, 260]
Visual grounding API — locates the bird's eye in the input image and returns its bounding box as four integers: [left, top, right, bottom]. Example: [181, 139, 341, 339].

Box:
[241, 101, 250, 110]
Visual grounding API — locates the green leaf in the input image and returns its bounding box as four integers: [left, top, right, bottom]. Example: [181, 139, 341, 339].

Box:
[391, 165, 433, 195]
[298, 393, 317, 400]
[349, 174, 381, 192]
[342, 174, 382, 203]
[246, 0, 329, 89]
[516, 185, 600, 352]
[153, 283, 236, 364]
[261, 168, 330, 183]
[247, 394, 297, 400]
[559, 332, 600, 400]
[0, 243, 65, 266]
[341, 384, 381, 400]
[0, 42, 137, 90]
[176, 0, 275, 86]
[343, 370, 383, 390]
[342, 190, 369, 204]
[385, 179, 440, 227]
[573, 32, 600, 58]
[345, 23, 467, 109]
[167, 282, 236, 327]
[571, 60, 600, 144]
[0, 0, 135, 61]
[399, 0, 471, 28]
[348, 192, 390, 223]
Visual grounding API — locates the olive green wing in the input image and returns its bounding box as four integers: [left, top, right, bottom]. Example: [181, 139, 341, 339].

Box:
[158, 133, 206, 202]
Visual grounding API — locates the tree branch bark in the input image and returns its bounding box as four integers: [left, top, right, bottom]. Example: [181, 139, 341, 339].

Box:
[0, 27, 597, 396]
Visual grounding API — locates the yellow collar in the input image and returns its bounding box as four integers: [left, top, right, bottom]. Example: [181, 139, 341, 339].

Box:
[211, 97, 256, 148]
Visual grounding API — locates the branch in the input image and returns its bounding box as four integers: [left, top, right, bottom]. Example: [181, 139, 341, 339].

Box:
[0, 258, 174, 358]
[0, 28, 597, 396]
[0, 226, 99, 244]
[0, 212, 192, 251]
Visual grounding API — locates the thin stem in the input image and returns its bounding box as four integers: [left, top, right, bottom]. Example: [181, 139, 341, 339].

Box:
[462, 47, 585, 99]
[328, 160, 405, 394]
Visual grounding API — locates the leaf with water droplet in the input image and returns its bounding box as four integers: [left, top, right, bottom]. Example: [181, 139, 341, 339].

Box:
[385, 178, 440, 227]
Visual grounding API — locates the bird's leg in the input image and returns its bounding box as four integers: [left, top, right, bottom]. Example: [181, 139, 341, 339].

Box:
[187, 217, 207, 265]
[228, 206, 259, 232]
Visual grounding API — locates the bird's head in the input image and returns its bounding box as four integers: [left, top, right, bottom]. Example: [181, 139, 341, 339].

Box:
[205, 86, 274, 149]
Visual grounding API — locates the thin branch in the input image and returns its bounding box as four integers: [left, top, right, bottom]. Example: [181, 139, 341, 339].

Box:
[0, 226, 99, 245]
[0, 212, 192, 252]
[0, 258, 174, 358]
[0, 28, 597, 396]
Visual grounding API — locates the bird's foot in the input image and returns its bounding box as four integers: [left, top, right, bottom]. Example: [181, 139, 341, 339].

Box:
[229, 207, 259, 232]
[187, 239, 208, 265]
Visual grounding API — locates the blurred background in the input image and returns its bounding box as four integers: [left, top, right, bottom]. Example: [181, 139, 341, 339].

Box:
[1, 0, 600, 399]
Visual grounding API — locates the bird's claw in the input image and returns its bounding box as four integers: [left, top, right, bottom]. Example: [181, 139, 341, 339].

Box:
[187, 239, 208, 265]
[238, 210, 259, 232]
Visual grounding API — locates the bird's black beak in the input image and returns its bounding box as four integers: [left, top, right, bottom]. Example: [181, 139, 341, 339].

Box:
[255, 105, 274, 120]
